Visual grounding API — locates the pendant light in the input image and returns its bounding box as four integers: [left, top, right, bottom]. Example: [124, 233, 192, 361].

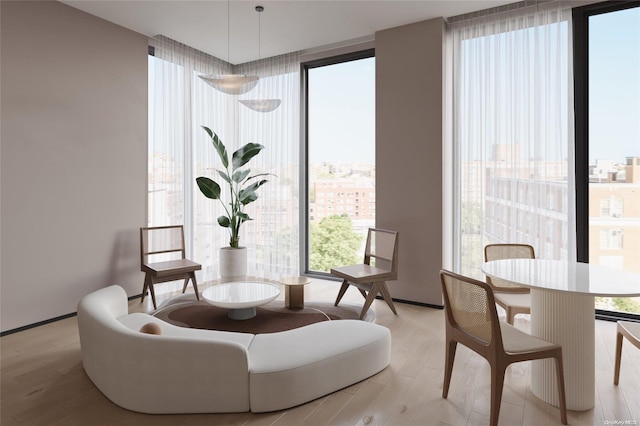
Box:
[239, 5, 281, 113]
[199, 1, 259, 95]
[239, 99, 281, 112]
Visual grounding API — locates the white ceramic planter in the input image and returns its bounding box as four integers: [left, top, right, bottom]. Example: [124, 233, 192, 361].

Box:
[219, 247, 247, 283]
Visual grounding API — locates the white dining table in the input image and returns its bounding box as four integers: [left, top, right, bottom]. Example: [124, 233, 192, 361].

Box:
[482, 259, 640, 411]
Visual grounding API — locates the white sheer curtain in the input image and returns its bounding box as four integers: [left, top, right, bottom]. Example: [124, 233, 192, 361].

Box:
[235, 54, 301, 280]
[149, 36, 300, 284]
[448, 2, 576, 279]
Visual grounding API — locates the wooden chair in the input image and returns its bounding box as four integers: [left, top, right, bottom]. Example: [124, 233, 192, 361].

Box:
[331, 228, 399, 320]
[440, 270, 567, 426]
[140, 225, 201, 309]
[614, 321, 640, 385]
[484, 243, 535, 325]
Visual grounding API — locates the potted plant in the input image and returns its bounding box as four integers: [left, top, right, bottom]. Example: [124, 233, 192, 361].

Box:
[196, 126, 269, 282]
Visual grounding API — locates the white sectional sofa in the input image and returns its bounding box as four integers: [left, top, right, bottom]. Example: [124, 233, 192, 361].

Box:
[77, 285, 391, 414]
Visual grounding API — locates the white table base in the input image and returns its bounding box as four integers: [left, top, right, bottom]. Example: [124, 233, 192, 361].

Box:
[202, 282, 280, 321]
[530, 289, 595, 411]
[228, 307, 258, 320]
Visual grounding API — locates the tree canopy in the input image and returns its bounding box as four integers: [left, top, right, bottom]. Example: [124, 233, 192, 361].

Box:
[310, 214, 363, 272]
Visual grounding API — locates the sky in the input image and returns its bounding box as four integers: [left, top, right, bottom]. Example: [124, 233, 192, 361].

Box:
[305, 6, 639, 166]
[307, 57, 375, 164]
[589, 6, 640, 163]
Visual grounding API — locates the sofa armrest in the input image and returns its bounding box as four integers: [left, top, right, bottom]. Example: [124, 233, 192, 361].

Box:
[81, 320, 251, 413]
[77, 285, 252, 413]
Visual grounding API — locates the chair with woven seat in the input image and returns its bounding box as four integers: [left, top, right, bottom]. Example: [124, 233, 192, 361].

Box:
[440, 269, 567, 426]
[331, 228, 399, 320]
[140, 225, 201, 309]
[484, 243, 535, 325]
[614, 321, 640, 385]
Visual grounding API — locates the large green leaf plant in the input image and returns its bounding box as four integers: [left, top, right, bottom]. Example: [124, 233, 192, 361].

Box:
[196, 126, 269, 248]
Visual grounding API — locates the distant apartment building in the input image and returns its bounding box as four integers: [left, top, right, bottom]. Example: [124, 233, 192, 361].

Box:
[461, 143, 568, 205]
[149, 152, 184, 226]
[308, 162, 376, 234]
[588, 157, 640, 273]
[310, 179, 375, 225]
[481, 152, 639, 272]
[484, 174, 569, 259]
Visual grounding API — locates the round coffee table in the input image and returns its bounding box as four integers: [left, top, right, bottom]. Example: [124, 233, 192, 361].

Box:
[202, 282, 280, 320]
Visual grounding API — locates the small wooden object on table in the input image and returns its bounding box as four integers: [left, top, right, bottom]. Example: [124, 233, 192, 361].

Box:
[280, 276, 312, 309]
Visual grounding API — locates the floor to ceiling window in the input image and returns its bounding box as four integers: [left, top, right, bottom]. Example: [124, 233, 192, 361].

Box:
[148, 54, 186, 229]
[304, 50, 375, 275]
[574, 2, 640, 317]
[449, 3, 575, 280]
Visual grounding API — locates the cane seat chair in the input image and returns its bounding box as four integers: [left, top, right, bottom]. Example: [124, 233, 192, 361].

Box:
[140, 225, 201, 309]
[331, 228, 399, 320]
[484, 244, 535, 325]
[440, 270, 567, 426]
[614, 321, 640, 385]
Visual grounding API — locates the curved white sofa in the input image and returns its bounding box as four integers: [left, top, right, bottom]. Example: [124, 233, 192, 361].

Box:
[77, 285, 391, 414]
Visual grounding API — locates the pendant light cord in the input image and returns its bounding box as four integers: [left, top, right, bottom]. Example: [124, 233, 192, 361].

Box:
[256, 5, 264, 61]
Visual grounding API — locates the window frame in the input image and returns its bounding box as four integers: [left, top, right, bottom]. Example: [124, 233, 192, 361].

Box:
[573, 0, 640, 322]
[301, 48, 375, 278]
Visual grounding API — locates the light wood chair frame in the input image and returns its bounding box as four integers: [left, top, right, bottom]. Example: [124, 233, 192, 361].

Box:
[331, 228, 399, 320]
[614, 321, 640, 385]
[484, 243, 535, 325]
[140, 225, 201, 309]
[440, 269, 567, 426]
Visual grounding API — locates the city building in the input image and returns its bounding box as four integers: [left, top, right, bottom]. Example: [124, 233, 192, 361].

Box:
[589, 157, 640, 273]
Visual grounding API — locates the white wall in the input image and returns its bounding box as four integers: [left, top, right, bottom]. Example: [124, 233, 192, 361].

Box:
[376, 18, 445, 306]
[1, 1, 148, 332]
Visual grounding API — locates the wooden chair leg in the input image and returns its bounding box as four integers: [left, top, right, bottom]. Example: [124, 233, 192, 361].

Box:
[378, 281, 398, 315]
[554, 352, 568, 425]
[489, 366, 506, 426]
[181, 278, 189, 294]
[358, 289, 368, 299]
[141, 274, 151, 303]
[334, 280, 350, 306]
[359, 284, 379, 320]
[442, 339, 457, 398]
[191, 273, 200, 301]
[614, 329, 624, 385]
[148, 277, 157, 310]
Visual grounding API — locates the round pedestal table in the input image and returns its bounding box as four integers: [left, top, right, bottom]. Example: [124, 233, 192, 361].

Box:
[202, 281, 280, 320]
[482, 259, 640, 411]
[279, 276, 312, 309]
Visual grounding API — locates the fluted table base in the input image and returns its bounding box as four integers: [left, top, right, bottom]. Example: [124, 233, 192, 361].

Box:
[530, 289, 595, 411]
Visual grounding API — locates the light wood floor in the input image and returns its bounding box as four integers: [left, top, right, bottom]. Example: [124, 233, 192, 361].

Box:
[2, 279, 639, 426]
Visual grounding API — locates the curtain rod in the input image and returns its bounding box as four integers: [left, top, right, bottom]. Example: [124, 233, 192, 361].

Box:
[446, 0, 555, 24]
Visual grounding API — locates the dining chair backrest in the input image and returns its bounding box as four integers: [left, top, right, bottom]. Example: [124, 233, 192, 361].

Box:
[365, 228, 398, 276]
[440, 269, 567, 426]
[440, 270, 503, 355]
[484, 243, 535, 291]
[140, 225, 187, 267]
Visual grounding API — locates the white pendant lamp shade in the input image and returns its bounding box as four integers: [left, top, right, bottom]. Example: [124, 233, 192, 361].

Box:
[239, 99, 281, 113]
[199, 1, 258, 95]
[200, 74, 259, 95]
